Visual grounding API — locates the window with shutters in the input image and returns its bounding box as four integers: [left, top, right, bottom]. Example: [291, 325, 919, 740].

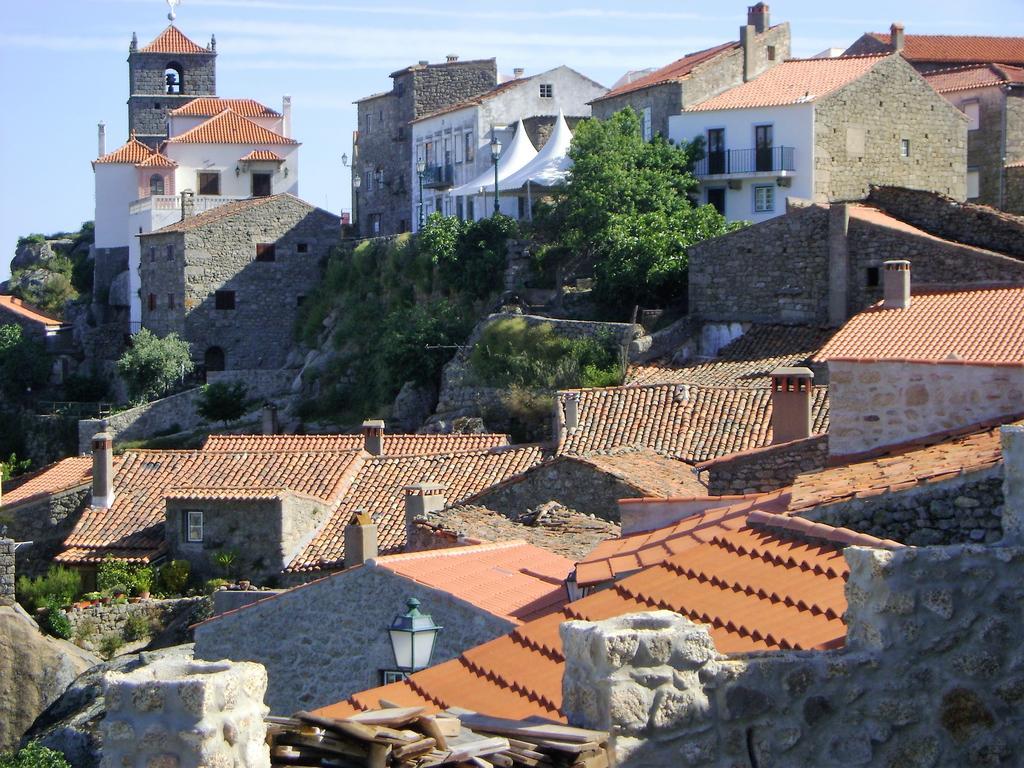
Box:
[255, 243, 276, 262]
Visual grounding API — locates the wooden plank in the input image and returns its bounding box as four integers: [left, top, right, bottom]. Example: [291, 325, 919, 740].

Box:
[348, 706, 427, 726]
[417, 716, 450, 750]
[458, 715, 605, 744]
[295, 711, 380, 741]
[445, 737, 511, 762]
[570, 750, 609, 768]
[368, 742, 391, 768]
[393, 737, 437, 760]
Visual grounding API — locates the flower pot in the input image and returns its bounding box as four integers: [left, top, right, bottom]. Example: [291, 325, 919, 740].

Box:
[138, 590, 150, 600]
[101, 597, 111, 605]
[75, 601, 92, 610]
[128, 597, 141, 604]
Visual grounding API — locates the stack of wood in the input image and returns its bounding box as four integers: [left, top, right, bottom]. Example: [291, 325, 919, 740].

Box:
[267, 705, 610, 768]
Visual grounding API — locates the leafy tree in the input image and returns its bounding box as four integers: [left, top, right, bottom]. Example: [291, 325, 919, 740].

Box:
[197, 381, 251, 426]
[1, 452, 31, 482]
[0, 741, 72, 768]
[0, 324, 50, 399]
[116, 329, 194, 404]
[536, 108, 742, 316]
[422, 213, 517, 300]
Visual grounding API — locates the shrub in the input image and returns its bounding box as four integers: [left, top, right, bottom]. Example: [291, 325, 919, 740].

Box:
[212, 550, 237, 579]
[41, 599, 72, 640]
[62, 372, 109, 403]
[116, 329, 194, 404]
[205, 578, 230, 594]
[133, 566, 153, 595]
[15, 566, 82, 612]
[1, 452, 31, 482]
[0, 741, 72, 768]
[197, 381, 251, 426]
[158, 559, 191, 596]
[0, 324, 50, 400]
[74, 617, 98, 644]
[98, 632, 124, 659]
[498, 387, 554, 444]
[97, 555, 145, 595]
[123, 612, 152, 642]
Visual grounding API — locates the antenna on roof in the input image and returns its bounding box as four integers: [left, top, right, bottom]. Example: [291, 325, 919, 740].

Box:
[166, 0, 181, 22]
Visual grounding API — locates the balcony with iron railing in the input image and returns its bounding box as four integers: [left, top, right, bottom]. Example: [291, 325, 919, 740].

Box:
[694, 146, 796, 179]
[421, 164, 454, 189]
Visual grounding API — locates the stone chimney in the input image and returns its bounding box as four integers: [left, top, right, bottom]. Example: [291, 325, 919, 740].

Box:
[828, 203, 850, 326]
[282, 95, 292, 138]
[883, 260, 911, 309]
[446, 54, 459, 63]
[98, 121, 106, 157]
[770, 367, 814, 444]
[91, 430, 115, 509]
[362, 419, 385, 456]
[513, 67, 525, 78]
[404, 483, 447, 546]
[564, 392, 580, 432]
[261, 402, 279, 435]
[747, 3, 770, 33]
[344, 510, 378, 568]
[180, 189, 195, 220]
[890, 22, 905, 53]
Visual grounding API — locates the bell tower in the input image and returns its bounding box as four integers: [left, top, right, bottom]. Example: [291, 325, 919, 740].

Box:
[127, 25, 216, 148]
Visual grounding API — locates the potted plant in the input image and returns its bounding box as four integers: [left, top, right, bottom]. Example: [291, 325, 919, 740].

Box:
[83, 591, 102, 605]
[134, 567, 153, 600]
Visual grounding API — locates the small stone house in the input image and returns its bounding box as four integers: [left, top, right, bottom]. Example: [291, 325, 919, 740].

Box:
[590, 3, 790, 140]
[138, 193, 339, 372]
[193, 539, 573, 714]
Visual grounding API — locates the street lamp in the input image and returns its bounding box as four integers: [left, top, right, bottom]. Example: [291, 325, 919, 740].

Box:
[352, 173, 361, 236]
[416, 158, 426, 230]
[388, 597, 442, 675]
[490, 134, 502, 216]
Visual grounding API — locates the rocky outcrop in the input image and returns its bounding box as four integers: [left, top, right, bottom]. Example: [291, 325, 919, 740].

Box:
[0, 603, 98, 752]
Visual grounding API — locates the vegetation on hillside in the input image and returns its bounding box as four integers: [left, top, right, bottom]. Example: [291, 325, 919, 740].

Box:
[116, 329, 194, 405]
[9, 222, 94, 317]
[0, 324, 50, 401]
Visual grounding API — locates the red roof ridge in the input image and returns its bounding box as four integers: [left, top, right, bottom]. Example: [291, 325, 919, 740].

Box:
[593, 40, 741, 102]
[747, 510, 903, 550]
[139, 25, 209, 54]
[375, 539, 532, 564]
[168, 97, 280, 117]
[166, 108, 298, 145]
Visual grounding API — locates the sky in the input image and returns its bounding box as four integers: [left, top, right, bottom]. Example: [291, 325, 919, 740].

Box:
[0, 0, 1018, 281]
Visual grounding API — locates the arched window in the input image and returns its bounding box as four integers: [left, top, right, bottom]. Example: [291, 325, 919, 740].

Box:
[149, 174, 165, 196]
[165, 63, 184, 94]
[204, 346, 225, 374]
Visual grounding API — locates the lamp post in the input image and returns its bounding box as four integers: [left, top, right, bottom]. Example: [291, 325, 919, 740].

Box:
[388, 598, 442, 676]
[352, 173, 361, 237]
[490, 134, 502, 216]
[416, 158, 426, 230]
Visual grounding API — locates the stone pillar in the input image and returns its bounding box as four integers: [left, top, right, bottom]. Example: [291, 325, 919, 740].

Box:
[0, 538, 15, 605]
[180, 190, 195, 221]
[344, 511, 378, 568]
[362, 419, 385, 456]
[827, 202, 850, 326]
[92, 431, 115, 509]
[1001, 424, 1024, 544]
[770, 367, 813, 444]
[403, 483, 447, 548]
[101, 658, 270, 768]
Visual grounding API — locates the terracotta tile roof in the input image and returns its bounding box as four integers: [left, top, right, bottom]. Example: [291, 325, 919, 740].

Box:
[169, 97, 280, 117]
[924, 63, 1024, 93]
[571, 450, 709, 498]
[417, 503, 620, 560]
[558, 383, 829, 462]
[0, 294, 63, 327]
[316, 509, 853, 722]
[240, 150, 284, 162]
[202, 433, 510, 455]
[165, 109, 298, 145]
[289, 445, 545, 572]
[139, 25, 209, 54]
[147, 194, 332, 235]
[686, 55, 887, 111]
[376, 540, 573, 623]
[134, 152, 177, 168]
[814, 285, 1024, 365]
[1008, 160, 1024, 169]
[1, 456, 92, 511]
[627, 325, 834, 388]
[93, 136, 159, 165]
[866, 33, 1024, 65]
[594, 41, 739, 102]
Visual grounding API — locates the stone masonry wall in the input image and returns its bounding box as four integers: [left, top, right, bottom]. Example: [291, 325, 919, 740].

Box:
[827, 360, 1024, 457]
[814, 55, 967, 202]
[1008, 166, 1024, 218]
[4, 489, 90, 577]
[128, 46, 216, 147]
[562, 542, 1024, 767]
[868, 185, 1024, 257]
[0, 539, 13, 604]
[194, 563, 514, 714]
[698, 435, 829, 495]
[65, 597, 202, 653]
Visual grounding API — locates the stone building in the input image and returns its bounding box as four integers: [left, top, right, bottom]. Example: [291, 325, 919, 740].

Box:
[139, 193, 338, 372]
[843, 25, 1024, 74]
[669, 54, 967, 221]
[353, 57, 498, 237]
[590, 3, 790, 140]
[687, 192, 1024, 327]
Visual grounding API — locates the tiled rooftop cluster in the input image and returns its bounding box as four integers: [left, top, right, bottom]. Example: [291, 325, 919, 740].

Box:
[0, 295, 64, 327]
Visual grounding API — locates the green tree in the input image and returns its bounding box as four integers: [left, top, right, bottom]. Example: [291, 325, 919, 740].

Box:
[0, 741, 72, 768]
[116, 329, 194, 404]
[1, 452, 31, 482]
[536, 108, 742, 316]
[0, 324, 50, 399]
[197, 380, 251, 426]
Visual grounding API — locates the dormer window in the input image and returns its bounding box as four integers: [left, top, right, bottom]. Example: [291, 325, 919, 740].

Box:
[164, 63, 184, 95]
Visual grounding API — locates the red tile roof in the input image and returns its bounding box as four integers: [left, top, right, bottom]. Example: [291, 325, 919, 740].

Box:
[686, 55, 887, 111]
[148, 194, 334, 235]
[376, 540, 573, 623]
[139, 25, 209, 54]
[289, 445, 545, 572]
[594, 41, 739, 102]
[0, 294, 63, 327]
[240, 150, 285, 162]
[93, 136, 164, 165]
[1, 456, 92, 511]
[924, 63, 1024, 93]
[135, 152, 177, 168]
[566, 450, 709, 498]
[814, 285, 1024, 365]
[202, 433, 510, 455]
[866, 33, 1024, 65]
[169, 97, 280, 117]
[558, 383, 829, 462]
[165, 109, 297, 145]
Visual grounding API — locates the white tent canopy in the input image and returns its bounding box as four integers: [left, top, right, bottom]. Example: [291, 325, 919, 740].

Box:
[448, 119, 537, 198]
[480, 111, 574, 194]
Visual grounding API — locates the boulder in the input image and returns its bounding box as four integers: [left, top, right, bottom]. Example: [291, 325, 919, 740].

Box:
[392, 381, 438, 432]
[0, 603, 99, 752]
[11, 240, 56, 272]
[107, 270, 131, 308]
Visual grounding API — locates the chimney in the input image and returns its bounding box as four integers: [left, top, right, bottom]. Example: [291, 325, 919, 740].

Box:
[404, 483, 447, 547]
[883, 260, 911, 309]
[513, 67, 525, 79]
[828, 203, 850, 326]
[740, 25, 756, 82]
[261, 402, 279, 435]
[890, 22, 905, 53]
[282, 95, 292, 139]
[770, 367, 814, 444]
[362, 419, 385, 456]
[747, 3, 770, 33]
[446, 54, 459, 63]
[344, 510, 378, 568]
[563, 392, 580, 431]
[180, 189, 195, 220]
[97, 121, 106, 157]
[91, 430, 115, 509]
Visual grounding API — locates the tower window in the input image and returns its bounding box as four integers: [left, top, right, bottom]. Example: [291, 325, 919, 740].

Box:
[539, 83, 553, 98]
[150, 174, 164, 195]
[255, 243, 276, 262]
[165, 63, 184, 94]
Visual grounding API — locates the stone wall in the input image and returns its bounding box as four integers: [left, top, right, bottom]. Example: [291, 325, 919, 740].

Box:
[562, 542, 1024, 767]
[698, 435, 829, 495]
[827, 360, 1024, 457]
[4, 489, 89, 577]
[128, 45, 216, 147]
[1008, 165, 1024, 218]
[194, 563, 515, 714]
[64, 597, 202, 653]
[815, 55, 967, 202]
[0, 539, 13, 604]
[868, 185, 1024, 257]
[102, 657, 269, 768]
